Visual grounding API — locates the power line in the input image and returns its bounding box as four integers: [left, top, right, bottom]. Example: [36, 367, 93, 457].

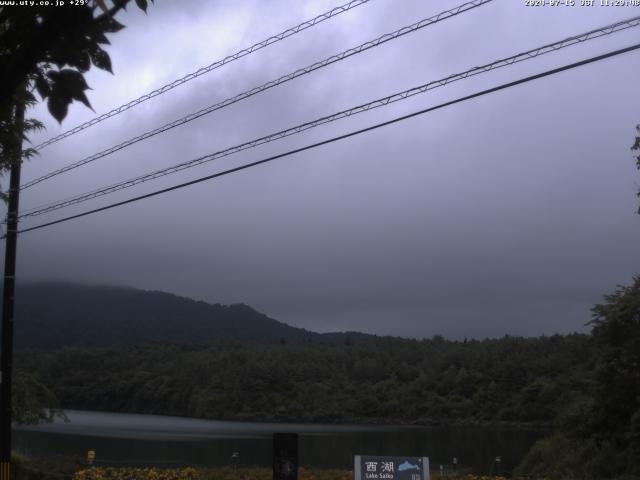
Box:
[18, 15, 640, 219]
[21, 0, 494, 190]
[32, 0, 373, 151]
[20, 13, 639, 216]
[12, 42, 640, 237]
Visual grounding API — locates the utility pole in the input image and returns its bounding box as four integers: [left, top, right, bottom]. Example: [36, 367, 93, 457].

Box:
[0, 99, 25, 480]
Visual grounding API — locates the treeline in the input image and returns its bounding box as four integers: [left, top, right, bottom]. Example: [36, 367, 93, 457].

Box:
[16, 334, 592, 427]
[515, 277, 640, 479]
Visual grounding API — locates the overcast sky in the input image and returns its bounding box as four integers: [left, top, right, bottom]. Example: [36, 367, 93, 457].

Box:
[4, 0, 640, 339]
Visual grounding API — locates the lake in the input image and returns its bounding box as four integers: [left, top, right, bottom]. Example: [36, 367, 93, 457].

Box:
[14, 410, 543, 474]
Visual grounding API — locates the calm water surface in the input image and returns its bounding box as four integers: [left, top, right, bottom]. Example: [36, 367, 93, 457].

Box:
[14, 410, 543, 474]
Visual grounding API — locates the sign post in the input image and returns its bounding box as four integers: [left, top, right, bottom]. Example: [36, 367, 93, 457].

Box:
[354, 456, 430, 480]
[273, 433, 298, 480]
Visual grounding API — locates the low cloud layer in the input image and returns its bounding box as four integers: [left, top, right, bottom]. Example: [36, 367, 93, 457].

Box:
[6, 0, 640, 338]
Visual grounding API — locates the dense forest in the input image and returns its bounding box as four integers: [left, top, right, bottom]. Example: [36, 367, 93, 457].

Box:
[16, 334, 592, 427]
[11, 277, 640, 478]
[515, 277, 640, 479]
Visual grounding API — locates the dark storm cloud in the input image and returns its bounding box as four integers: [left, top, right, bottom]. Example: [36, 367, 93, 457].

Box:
[5, 0, 640, 338]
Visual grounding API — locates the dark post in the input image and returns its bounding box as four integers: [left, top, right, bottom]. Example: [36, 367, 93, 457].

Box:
[0, 100, 25, 480]
[273, 433, 298, 480]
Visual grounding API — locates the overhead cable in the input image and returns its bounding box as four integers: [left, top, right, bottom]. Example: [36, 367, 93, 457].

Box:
[18, 15, 640, 219]
[33, 0, 373, 151]
[21, 0, 494, 190]
[12, 42, 640, 237]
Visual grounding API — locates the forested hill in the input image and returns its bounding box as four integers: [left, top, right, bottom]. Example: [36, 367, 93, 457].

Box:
[17, 334, 593, 427]
[13, 282, 373, 349]
[13, 282, 596, 429]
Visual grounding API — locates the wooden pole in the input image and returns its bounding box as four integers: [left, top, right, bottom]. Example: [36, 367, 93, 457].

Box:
[0, 99, 25, 480]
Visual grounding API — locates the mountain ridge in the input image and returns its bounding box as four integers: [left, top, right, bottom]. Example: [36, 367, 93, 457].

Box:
[13, 281, 376, 349]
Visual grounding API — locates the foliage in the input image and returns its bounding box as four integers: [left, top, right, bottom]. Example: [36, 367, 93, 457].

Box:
[17, 333, 592, 427]
[12, 453, 83, 480]
[517, 129, 640, 478]
[515, 433, 609, 480]
[634, 124, 640, 214]
[8, 459, 519, 480]
[588, 277, 640, 476]
[71, 468, 509, 480]
[1, 1, 151, 423]
[0, 88, 43, 200]
[516, 277, 640, 479]
[74, 467, 202, 480]
[0, 0, 151, 174]
[11, 368, 66, 425]
[72, 467, 356, 480]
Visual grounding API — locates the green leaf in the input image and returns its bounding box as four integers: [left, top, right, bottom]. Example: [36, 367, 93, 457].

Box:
[48, 69, 89, 91]
[94, 0, 108, 15]
[103, 18, 125, 33]
[47, 95, 68, 123]
[23, 90, 36, 104]
[135, 0, 148, 12]
[89, 45, 112, 73]
[73, 89, 93, 110]
[24, 119, 45, 131]
[47, 42, 68, 69]
[34, 74, 51, 99]
[47, 69, 93, 117]
[91, 28, 111, 45]
[22, 148, 39, 160]
[74, 50, 91, 73]
[60, 69, 92, 108]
